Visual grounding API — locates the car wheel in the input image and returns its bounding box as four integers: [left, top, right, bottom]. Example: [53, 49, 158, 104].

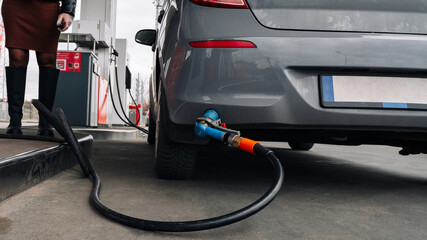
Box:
[288, 141, 314, 151]
[147, 82, 156, 145]
[154, 83, 197, 179]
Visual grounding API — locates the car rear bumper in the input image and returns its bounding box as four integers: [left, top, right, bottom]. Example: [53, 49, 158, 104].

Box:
[164, 36, 427, 131]
[160, 3, 427, 145]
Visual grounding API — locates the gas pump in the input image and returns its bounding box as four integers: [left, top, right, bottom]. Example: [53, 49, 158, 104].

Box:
[53, 50, 100, 127]
[53, 0, 134, 127]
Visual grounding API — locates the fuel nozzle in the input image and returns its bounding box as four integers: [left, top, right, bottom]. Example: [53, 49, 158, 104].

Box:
[195, 110, 259, 154]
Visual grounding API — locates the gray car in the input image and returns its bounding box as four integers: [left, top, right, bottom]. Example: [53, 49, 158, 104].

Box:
[136, 0, 427, 179]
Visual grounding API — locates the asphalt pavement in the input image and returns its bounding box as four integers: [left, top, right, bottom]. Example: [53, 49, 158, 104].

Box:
[0, 139, 426, 240]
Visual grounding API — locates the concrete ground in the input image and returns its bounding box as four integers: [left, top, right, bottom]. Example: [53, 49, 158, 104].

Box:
[0, 120, 38, 129]
[0, 139, 426, 240]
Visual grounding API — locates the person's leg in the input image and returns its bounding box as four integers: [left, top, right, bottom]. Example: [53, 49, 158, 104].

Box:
[6, 48, 29, 134]
[9, 48, 30, 67]
[36, 52, 56, 68]
[35, 52, 60, 136]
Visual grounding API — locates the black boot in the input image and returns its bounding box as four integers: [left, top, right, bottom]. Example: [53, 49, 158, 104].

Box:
[6, 67, 27, 135]
[37, 67, 60, 137]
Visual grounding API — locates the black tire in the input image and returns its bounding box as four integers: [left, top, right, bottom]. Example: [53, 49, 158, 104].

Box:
[288, 141, 314, 151]
[147, 82, 156, 145]
[154, 83, 197, 179]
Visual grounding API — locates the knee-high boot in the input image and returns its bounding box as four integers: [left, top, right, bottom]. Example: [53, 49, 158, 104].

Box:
[37, 67, 60, 136]
[6, 67, 27, 135]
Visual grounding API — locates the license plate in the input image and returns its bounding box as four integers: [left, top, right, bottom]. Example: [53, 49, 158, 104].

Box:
[320, 75, 427, 110]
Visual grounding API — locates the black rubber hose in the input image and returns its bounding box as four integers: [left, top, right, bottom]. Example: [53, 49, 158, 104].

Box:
[113, 62, 143, 130]
[32, 100, 91, 177]
[39, 103, 284, 232]
[32, 100, 67, 137]
[113, 62, 131, 124]
[107, 70, 148, 134]
[107, 73, 132, 125]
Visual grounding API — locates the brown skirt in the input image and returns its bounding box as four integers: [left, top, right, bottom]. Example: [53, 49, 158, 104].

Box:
[2, 0, 61, 54]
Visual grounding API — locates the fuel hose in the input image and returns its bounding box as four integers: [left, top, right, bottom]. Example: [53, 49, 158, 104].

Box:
[107, 71, 148, 134]
[32, 99, 285, 232]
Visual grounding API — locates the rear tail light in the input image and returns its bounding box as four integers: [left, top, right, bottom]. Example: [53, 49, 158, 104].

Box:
[189, 40, 257, 48]
[189, 0, 248, 9]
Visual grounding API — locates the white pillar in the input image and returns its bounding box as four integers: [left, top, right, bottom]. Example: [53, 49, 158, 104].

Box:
[76, 0, 117, 79]
[75, 0, 119, 126]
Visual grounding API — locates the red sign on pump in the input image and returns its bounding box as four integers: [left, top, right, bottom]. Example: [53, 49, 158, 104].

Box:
[56, 52, 81, 72]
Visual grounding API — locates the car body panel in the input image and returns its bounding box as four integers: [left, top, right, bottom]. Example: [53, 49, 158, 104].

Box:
[245, 0, 427, 34]
[149, 0, 427, 147]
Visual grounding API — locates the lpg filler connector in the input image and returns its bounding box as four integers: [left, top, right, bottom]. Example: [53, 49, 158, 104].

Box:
[33, 100, 285, 232]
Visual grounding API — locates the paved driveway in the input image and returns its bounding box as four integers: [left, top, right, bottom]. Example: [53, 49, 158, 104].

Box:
[0, 139, 426, 239]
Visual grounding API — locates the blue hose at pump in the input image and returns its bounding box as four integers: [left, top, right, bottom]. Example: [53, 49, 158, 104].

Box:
[32, 100, 285, 232]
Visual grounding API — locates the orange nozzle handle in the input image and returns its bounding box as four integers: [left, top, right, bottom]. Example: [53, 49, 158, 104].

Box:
[239, 138, 259, 155]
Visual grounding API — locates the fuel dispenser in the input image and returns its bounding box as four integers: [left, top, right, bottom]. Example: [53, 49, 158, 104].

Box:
[53, 51, 101, 127]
